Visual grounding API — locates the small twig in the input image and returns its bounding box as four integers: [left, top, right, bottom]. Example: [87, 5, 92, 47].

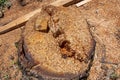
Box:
[76, 0, 92, 7]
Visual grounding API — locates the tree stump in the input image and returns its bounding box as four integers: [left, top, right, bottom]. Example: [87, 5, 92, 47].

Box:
[18, 6, 95, 80]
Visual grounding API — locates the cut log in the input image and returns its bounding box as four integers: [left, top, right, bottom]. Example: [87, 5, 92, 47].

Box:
[18, 6, 96, 79]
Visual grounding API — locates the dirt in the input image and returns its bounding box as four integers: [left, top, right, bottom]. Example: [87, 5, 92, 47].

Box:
[0, 0, 120, 80]
[77, 0, 120, 79]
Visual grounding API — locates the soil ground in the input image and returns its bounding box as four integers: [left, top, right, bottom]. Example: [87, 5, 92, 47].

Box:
[0, 0, 120, 80]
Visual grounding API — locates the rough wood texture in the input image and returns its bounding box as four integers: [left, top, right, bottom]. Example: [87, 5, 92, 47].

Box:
[18, 6, 96, 80]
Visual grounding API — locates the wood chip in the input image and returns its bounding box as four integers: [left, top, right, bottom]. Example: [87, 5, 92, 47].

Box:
[76, 0, 92, 7]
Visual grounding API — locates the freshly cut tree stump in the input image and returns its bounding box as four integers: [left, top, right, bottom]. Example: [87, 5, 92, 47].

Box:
[18, 6, 95, 80]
